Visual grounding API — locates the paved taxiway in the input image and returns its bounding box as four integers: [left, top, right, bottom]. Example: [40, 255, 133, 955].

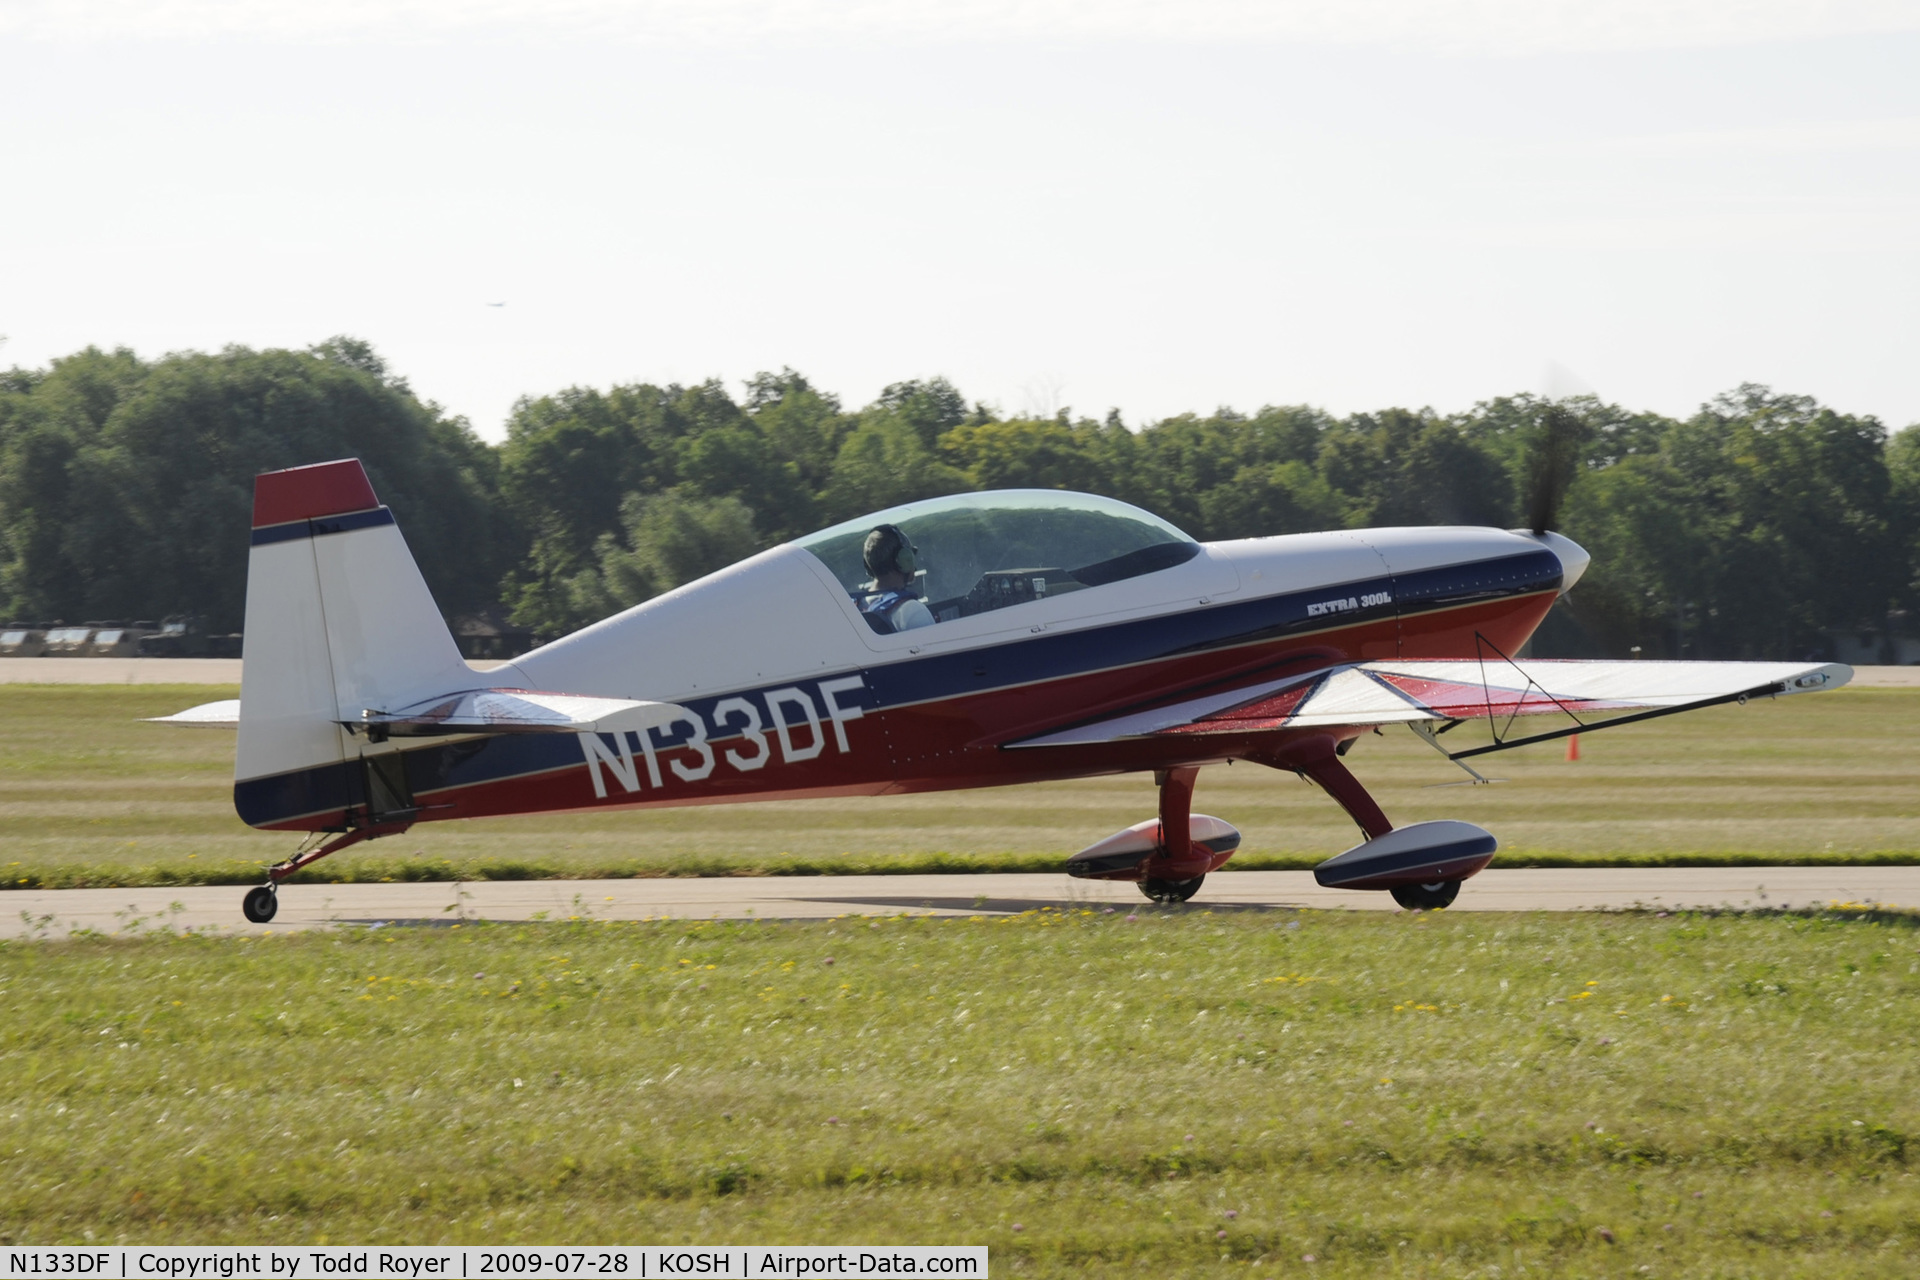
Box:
[3, 867, 1914, 938]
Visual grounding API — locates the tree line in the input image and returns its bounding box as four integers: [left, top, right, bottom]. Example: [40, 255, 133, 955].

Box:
[1, 338, 1912, 661]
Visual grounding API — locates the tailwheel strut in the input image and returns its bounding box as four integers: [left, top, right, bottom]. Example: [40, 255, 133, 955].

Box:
[241, 827, 384, 923]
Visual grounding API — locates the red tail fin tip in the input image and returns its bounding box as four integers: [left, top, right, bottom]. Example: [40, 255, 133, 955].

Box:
[252, 459, 380, 528]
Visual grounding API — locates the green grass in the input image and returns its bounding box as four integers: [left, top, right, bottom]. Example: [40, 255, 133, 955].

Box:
[2, 684, 1918, 887]
[1, 907, 1916, 1275]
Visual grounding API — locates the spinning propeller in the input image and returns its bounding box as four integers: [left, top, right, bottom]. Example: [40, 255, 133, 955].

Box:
[1523, 401, 1592, 536]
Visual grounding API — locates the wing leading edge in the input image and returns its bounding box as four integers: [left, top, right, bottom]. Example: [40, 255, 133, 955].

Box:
[1007, 659, 1852, 750]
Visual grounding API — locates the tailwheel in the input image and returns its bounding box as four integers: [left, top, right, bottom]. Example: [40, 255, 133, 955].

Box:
[1390, 879, 1460, 911]
[1140, 875, 1204, 904]
[242, 884, 279, 923]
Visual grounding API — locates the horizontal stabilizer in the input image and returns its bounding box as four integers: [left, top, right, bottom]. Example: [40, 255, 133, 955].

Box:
[346, 689, 687, 737]
[153, 691, 688, 737]
[1010, 658, 1853, 747]
[147, 699, 242, 728]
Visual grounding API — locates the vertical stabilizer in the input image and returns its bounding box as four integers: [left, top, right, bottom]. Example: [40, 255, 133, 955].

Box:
[236, 459, 472, 828]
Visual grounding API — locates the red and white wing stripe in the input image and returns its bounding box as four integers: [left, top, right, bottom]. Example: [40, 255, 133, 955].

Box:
[1009, 659, 1851, 747]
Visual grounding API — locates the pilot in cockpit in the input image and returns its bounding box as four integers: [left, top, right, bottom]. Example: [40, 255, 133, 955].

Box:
[860, 524, 935, 633]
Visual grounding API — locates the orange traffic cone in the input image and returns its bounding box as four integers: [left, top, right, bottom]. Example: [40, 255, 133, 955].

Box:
[1566, 734, 1581, 761]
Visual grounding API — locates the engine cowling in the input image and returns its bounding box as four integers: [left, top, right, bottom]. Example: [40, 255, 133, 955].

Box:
[1066, 814, 1242, 881]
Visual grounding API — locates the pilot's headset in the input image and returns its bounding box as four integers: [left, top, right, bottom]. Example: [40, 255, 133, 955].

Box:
[862, 524, 919, 586]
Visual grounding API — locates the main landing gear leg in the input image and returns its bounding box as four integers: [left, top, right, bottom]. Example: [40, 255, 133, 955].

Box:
[1140, 766, 1205, 904]
[1301, 754, 1467, 906]
[1293, 753, 1393, 841]
[1249, 740, 1477, 909]
[243, 828, 378, 923]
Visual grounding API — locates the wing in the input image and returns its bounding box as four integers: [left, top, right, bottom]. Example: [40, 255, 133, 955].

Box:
[1009, 659, 1852, 749]
[148, 689, 687, 737]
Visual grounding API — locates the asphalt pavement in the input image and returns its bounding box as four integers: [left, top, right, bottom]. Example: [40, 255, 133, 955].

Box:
[3, 866, 1913, 938]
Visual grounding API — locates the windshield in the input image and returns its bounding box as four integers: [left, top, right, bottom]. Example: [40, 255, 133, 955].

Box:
[796, 490, 1199, 634]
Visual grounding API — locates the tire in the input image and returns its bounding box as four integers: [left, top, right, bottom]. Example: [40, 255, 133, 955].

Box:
[1390, 879, 1461, 911]
[242, 885, 279, 923]
[1140, 875, 1204, 904]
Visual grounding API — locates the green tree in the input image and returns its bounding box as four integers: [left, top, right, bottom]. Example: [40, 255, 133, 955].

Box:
[1684, 385, 1894, 656]
[746, 368, 854, 495]
[1556, 385, 1896, 658]
[875, 377, 969, 450]
[939, 416, 1102, 492]
[1886, 424, 1920, 617]
[0, 340, 504, 630]
[821, 417, 969, 524]
[1319, 409, 1513, 529]
[596, 489, 763, 608]
[1198, 461, 1347, 540]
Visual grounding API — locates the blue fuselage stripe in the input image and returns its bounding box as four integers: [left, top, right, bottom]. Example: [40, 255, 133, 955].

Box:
[250, 506, 395, 546]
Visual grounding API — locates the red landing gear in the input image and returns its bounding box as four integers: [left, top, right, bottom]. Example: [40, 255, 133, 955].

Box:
[1066, 765, 1243, 901]
[1247, 736, 1495, 909]
[242, 822, 408, 922]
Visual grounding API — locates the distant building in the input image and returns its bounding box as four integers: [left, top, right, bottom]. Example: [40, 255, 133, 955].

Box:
[1827, 617, 1920, 666]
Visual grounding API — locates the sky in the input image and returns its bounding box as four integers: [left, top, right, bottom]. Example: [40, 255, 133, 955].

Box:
[2, 1, 1917, 440]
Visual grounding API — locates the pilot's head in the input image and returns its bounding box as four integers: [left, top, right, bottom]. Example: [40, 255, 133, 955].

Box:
[862, 524, 918, 587]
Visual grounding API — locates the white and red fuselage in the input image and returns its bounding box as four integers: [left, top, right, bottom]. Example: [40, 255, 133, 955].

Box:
[232, 484, 1585, 838]
[188, 458, 1843, 919]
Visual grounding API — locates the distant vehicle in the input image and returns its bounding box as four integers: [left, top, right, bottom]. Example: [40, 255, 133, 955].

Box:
[139, 617, 226, 660]
[42, 626, 95, 655]
[87, 626, 148, 657]
[159, 458, 1849, 923]
[0, 627, 47, 657]
[138, 616, 210, 658]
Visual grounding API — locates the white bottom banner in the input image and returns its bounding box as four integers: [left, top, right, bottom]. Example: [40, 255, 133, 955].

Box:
[0, 1248, 987, 1280]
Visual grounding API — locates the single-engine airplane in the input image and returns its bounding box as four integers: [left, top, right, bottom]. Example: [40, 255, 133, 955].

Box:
[160, 452, 1849, 922]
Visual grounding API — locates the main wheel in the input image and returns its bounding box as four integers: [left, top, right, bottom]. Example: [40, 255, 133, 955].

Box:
[1140, 875, 1204, 904]
[1390, 879, 1460, 911]
[242, 885, 279, 923]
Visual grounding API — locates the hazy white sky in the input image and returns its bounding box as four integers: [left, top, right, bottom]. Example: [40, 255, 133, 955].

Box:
[2, 1, 1917, 438]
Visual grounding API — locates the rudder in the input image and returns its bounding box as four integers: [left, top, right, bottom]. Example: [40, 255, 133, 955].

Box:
[236, 459, 472, 829]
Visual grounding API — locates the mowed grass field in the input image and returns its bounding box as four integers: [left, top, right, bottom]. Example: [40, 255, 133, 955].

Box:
[1, 908, 1915, 1275]
[1, 684, 1918, 886]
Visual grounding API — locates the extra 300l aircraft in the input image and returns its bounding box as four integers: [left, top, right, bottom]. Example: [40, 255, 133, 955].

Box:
[161, 454, 1849, 922]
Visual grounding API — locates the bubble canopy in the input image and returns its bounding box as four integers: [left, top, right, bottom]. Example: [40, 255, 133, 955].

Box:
[795, 490, 1200, 631]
